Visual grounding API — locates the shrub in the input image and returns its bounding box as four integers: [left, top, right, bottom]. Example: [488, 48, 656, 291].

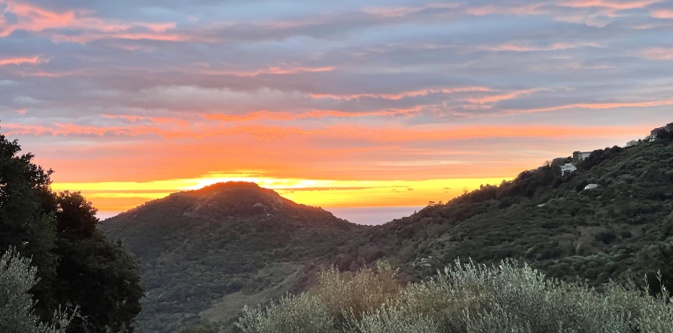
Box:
[234, 260, 673, 333]
[236, 293, 336, 333]
[313, 261, 402, 324]
[0, 247, 76, 333]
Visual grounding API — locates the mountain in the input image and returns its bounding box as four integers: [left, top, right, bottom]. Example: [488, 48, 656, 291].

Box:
[103, 123, 673, 332]
[101, 182, 365, 332]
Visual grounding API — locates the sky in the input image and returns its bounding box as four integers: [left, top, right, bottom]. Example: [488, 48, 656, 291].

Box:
[1, 0, 672, 222]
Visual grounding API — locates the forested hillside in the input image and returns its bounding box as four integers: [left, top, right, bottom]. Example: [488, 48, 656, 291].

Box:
[374, 124, 673, 291]
[101, 182, 366, 332]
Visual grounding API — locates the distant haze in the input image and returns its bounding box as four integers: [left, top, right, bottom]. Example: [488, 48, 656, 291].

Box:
[327, 206, 421, 226]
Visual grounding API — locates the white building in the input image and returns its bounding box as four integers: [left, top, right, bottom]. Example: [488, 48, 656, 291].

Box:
[584, 184, 598, 190]
[561, 163, 577, 176]
[626, 140, 639, 147]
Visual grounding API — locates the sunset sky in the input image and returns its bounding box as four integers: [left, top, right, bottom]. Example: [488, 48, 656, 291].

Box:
[1, 0, 672, 222]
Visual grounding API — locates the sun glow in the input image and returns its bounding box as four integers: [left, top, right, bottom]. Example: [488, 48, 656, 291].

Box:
[51, 172, 511, 215]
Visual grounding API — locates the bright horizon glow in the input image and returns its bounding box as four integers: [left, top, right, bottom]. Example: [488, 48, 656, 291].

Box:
[52, 174, 511, 214]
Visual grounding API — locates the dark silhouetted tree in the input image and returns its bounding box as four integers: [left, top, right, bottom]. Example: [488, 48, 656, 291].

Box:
[0, 129, 143, 332]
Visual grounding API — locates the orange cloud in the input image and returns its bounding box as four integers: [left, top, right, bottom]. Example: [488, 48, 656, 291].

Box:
[51, 32, 188, 44]
[507, 99, 673, 114]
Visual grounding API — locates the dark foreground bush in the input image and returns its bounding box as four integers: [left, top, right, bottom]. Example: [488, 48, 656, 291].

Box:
[234, 260, 673, 333]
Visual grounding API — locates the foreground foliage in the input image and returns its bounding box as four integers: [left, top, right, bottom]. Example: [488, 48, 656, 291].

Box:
[236, 260, 673, 333]
[0, 247, 74, 333]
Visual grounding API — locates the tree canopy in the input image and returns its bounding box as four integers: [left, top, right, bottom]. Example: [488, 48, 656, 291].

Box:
[0, 131, 143, 332]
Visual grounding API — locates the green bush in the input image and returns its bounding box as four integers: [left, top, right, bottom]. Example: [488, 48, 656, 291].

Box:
[236, 294, 336, 333]
[0, 247, 75, 333]
[234, 260, 673, 333]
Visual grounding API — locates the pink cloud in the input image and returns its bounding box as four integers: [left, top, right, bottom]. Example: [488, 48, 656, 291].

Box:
[640, 47, 673, 60]
[1, 122, 175, 138]
[484, 42, 601, 52]
[558, 0, 660, 10]
[0, 0, 181, 43]
[3, 118, 650, 146]
[466, 4, 546, 16]
[362, 3, 460, 17]
[0, 56, 44, 66]
[465, 89, 542, 105]
[102, 114, 192, 126]
[651, 9, 673, 18]
[23, 70, 77, 77]
[202, 109, 406, 122]
[308, 87, 492, 101]
[199, 65, 335, 77]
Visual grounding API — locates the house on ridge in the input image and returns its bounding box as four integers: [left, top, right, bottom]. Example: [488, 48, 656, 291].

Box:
[573, 151, 591, 162]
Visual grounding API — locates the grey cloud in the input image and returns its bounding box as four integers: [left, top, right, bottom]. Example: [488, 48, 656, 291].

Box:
[1, 0, 672, 129]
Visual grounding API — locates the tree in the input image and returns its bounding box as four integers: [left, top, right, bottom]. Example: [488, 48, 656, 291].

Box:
[53, 234, 144, 333]
[0, 129, 143, 332]
[55, 191, 98, 238]
[0, 132, 59, 316]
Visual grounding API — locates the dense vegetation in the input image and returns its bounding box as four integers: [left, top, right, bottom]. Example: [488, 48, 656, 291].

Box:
[369, 124, 673, 292]
[102, 182, 366, 332]
[237, 260, 673, 333]
[0, 132, 143, 332]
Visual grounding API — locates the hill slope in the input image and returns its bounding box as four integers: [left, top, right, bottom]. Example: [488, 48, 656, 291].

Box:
[374, 125, 673, 289]
[101, 182, 365, 332]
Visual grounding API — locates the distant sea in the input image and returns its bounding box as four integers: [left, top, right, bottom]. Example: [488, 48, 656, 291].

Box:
[97, 212, 120, 220]
[97, 206, 421, 226]
[327, 206, 421, 226]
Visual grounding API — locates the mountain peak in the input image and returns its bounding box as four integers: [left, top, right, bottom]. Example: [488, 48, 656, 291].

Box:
[179, 181, 288, 218]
